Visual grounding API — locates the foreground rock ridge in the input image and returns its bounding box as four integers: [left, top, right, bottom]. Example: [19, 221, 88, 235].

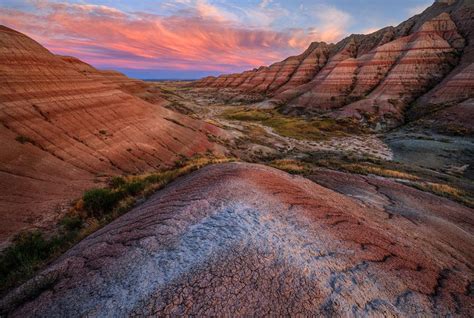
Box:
[1, 163, 472, 316]
[0, 26, 224, 245]
[195, 0, 474, 131]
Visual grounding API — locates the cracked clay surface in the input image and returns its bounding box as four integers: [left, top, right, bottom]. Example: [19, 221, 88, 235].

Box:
[1, 163, 473, 317]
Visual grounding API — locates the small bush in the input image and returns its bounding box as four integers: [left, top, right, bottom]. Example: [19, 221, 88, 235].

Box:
[144, 174, 163, 184]
[122, 180, 146, 196]
[109, 176, 126, 189]
[0, 231, 58, 290]
[15, 135, 34, 144]
[82, 188, 123, 218]
[60, 215, 83, 232]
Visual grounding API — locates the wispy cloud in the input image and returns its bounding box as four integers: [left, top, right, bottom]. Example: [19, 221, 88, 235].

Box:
[308, 5, 353, 42]
[0, 0, 351, 74]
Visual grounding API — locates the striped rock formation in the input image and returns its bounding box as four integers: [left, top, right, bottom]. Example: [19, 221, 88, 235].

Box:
[57, 56, 150, 96]
[0, 26, 225, 246]
[195, 0, 474, 130]
[1, 163, 472, 316]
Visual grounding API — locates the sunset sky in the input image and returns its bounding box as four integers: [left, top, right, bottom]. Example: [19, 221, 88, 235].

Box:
[1, 0, 434, 79]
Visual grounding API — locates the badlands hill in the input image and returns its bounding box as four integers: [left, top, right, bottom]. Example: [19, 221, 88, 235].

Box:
[1, 163, 472, 316]
[0, 26, 224, 246]
[195, 0, 473, 131]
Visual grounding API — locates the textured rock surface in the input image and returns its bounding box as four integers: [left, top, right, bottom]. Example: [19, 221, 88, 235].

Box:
[1, 163, 472, 316]
[0, 26, 225, 246]
[57, 56, 150, 96]
[195, 0, 474, 130]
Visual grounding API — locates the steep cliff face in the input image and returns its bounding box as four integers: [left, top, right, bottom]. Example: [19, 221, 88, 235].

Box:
[195, 0, 473, 131]
[1, 163, 472, 316]
[0, 26, 224, 245]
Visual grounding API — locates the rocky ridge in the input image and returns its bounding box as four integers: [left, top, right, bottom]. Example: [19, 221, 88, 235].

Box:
[0, 163, 472, 316]
[0, 25, 225, 246]
[195, 0, 473, 131]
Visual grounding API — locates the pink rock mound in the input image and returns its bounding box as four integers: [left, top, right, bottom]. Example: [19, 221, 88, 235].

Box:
[1, 163, 472, 316]
[0, 26, 225, 246]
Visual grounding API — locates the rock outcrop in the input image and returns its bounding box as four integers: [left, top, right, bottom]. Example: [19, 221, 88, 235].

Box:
[1, 163, 472, 316]
[195, 0, 474, 130]
[0, 26, 225, 246]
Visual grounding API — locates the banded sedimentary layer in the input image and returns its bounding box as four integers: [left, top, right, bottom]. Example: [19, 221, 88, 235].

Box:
[195, 0, 474, 130]
[0, 26, 224, 245]
[1, 163, 472, 316]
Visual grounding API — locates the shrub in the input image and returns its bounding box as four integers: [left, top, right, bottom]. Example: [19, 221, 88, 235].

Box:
[109, 176, 126, 189]
[60, 215, 83, 232]
[122, 180, 146, 196]
[15, 135, 34, 144]
[0, 231, 57, 290]
[82, 188, 123, 218]
[0, 227, 83, 293]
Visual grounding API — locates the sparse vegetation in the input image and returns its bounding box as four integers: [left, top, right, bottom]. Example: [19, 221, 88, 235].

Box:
[83, 188, 124, 219]
[222, 108, 366, 141]
[338, 163, 420, 180]
[0, 154, 235, 295]
[0, 227, 81, 295]
[268, 153, 474, 209]
[412, 182, 473, 207]
[109, 176, 126, 188]
[268, 159, 311, 174]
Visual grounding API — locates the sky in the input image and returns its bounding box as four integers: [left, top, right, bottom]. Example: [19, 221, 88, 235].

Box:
[1, 0, 434, 79]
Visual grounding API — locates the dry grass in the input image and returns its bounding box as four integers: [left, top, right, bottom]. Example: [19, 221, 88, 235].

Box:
[269, 159, 311, 174]
[413, 182, 473, 207]
[280, 157, 474, 207]
[340, 164, 420, 181]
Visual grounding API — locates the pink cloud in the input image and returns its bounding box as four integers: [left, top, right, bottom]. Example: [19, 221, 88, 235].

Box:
[0, 1, 345, 73]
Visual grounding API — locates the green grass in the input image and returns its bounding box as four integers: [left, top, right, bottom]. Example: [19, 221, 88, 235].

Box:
[82, 188, 125, 219]
[0, 228, 81, 295]
[0, 155, 235, 295]
[222, 108, 365, 141]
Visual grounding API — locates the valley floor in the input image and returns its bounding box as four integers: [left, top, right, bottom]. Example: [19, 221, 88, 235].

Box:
[152, 81, 474, 208]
